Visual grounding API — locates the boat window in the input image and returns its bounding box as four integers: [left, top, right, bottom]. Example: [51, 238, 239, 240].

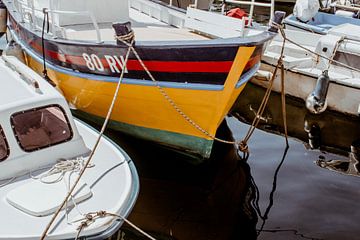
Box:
[0, 126, 9, 161]
[11, 105, 73, 152]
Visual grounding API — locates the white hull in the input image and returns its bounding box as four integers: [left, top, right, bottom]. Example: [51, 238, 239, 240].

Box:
[0, 119, 139, 239]
[252, 62, 360, 116]
[254, 27, 360, 116]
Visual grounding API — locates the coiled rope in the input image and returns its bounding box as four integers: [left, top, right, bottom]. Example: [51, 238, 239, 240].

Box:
[30, 157, 94, 184]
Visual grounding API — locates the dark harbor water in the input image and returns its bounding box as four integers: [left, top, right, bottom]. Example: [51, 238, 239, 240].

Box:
[1, 12, 360, 238]
[101, 83, 360, 240]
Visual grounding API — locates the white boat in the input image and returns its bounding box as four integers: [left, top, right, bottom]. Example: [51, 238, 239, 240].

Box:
[284, 0, 360, 34]
[0, 55, 139, 239]
[284, 11, 360, 34]
[252, 23, 360, 116]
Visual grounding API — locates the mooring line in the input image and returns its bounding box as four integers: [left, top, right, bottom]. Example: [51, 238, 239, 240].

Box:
[40, 37, 134, 240]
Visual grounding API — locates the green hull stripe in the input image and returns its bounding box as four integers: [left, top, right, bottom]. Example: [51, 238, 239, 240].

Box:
[72, 110, 214, 161]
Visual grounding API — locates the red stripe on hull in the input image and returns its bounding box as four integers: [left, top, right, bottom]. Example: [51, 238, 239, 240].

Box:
[29, 41, 234, 73]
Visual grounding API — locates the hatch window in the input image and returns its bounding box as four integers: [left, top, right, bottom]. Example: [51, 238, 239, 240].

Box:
[11, 105, 73, 152]
[0, 126, 9, 161]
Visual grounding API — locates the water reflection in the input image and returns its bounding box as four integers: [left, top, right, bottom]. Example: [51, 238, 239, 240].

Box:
[106, 118, 312, 240]
[105, 121, 260, 240]
[232, 83, 360, 156]
[316, 139, 360, 178]
[254, 146, 288, 237]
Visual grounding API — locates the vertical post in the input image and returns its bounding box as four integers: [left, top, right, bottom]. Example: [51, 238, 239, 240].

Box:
[49, 0, 55, 37]
[194, 0, 198, 8]
[90, 12, 102, 43]
[249, 0, 255, 26]
[30, 0, 35, 29]
[169, 0, 173, 6]
[239, 17, 245, 37]
[221, 0, 225, 14]
[18, 0, 24, 23]
[270, 0, 275, 26]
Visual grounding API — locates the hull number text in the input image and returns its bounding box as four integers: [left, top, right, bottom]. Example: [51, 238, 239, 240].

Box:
[82, 53, 128, 73]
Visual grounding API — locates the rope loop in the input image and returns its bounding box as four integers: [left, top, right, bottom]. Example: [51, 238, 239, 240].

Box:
[114, 30, 135, 43]
[270, 20, 281, 30]
[237, 140, 249, 153]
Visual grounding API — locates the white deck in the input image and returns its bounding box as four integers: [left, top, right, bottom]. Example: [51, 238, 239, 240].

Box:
[0, 56, 138, 239]
[0, 119, 135, 239]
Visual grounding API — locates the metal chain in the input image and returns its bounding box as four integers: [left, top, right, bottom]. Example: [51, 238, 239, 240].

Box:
[114, 34, 286, 158]
[115, 34, 237, 145]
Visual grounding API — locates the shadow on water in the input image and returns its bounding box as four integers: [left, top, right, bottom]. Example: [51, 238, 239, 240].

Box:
[105, 120, 260, 240]
[76, 81, 360, 240]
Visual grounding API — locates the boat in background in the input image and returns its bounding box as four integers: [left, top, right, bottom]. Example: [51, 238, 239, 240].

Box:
[284, 11, 360, 34]
[0, 55, 139, 239]
[284, 0, 360, 34]
[253, 23, 360, 116]
[2, 0, 284, 161]
[247, 0, 360, 116]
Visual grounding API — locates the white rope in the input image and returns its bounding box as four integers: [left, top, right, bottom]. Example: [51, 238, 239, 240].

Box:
[74, 211, 157, 240]
[40, 37, 134, 240]
[30, 157, 93, 184]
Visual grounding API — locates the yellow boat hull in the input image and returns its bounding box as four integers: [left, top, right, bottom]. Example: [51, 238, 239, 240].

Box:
[23, 46, 255, 160]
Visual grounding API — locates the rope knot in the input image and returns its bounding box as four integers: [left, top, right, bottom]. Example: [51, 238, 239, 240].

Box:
[97, 210, 107, 217]
[85, 213, 94, 221]
[77, 221, 89, 230]
[237, 141, 249, 153]
[113, 22, 135, 46]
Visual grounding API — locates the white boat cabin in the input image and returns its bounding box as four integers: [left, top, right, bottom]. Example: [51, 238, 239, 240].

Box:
[0, 55, 89, 180]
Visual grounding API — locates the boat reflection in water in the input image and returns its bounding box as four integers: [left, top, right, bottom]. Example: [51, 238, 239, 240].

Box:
[316, 139, 360, 178]
[103, 117, 292, 240]
[71, 81, 360, 240]
[104, 120, 261, 240]
[232, 82, 360, 157]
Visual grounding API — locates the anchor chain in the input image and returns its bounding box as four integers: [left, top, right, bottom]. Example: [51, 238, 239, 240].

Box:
[114, 32, 288, 159]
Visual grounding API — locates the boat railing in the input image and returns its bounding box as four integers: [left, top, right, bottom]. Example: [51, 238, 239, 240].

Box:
[12, 0, 103, 43]
[129, 0, 187, 28]
[221, 0, 275, 26]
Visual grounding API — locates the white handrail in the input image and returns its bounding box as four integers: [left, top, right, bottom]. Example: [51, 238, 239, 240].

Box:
[223, 0, 275, 26]
[12, 0, 102, 43]
[49, 9, 102, 43]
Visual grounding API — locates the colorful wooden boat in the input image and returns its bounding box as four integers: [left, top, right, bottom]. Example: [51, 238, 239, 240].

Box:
[2, 0, 281, 161]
